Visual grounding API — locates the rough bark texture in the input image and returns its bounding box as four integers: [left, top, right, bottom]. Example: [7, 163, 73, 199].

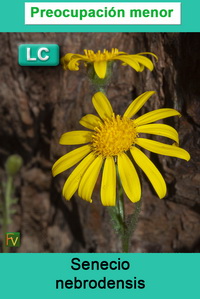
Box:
[0, 33, 199, 253]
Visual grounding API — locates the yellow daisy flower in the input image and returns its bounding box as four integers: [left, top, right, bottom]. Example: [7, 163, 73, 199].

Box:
[61, 48, 157, 79]
[52, 91, 190, 206]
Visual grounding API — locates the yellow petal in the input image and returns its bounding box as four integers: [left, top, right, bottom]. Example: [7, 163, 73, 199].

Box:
[101, 157, 116, 206]
[134, 108, 181, 126]
[67, 58, 81, 71]
[62, 153, 96, 200]
[92, 92, 113, 120]
[79, 114, 102, 130]
[138, 64, 145, 72]
[137, 52, 158, 61]
[136, 138, 190, 161]
[94, 61, 107, 79]
[78, 156, 103, 202]
[123, 91, 155, 118]
[60, 55, 72, 70]
[137, 124, 179, 144]
[118, 153, 141, 203]
[72, 54, 89, 60]
[61, 53, 74, 63]
[114, 56, 141, 71]
[130, 147, 167, 199]
[66, 54, 88, 70]
[59, 131, 93, 145]
[52, 145, 91, 177]
[131, 55, 154, 71]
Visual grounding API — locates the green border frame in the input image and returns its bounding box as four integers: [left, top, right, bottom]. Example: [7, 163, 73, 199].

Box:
[0, 0, 200, 32]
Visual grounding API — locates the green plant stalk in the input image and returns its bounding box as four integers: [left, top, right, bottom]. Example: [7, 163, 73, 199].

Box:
[127, 200, 142, 240]
[118, 189, 142, 253]
[118, 194, 129, 253]
[115, 166, 142, 253]
[116, 170, 128, 252]
[2, 175, 13, 253]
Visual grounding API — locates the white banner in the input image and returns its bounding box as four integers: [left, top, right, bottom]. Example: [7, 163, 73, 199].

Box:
[25, 2, 181, 25]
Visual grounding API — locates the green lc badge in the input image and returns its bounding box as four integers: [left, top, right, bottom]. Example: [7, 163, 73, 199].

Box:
[18, 44, 60, 66]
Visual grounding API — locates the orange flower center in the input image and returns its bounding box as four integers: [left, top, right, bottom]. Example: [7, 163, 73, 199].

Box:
[84, 48, 120, 62]
[91, 115, 137, 157]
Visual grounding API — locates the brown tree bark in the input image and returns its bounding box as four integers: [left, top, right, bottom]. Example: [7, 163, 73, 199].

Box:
[0, 32, 199, 252]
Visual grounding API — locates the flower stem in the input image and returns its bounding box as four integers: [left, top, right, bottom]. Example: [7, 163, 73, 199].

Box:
[128, 200, 142, 238]
[116, 170, 128, 252]
[2, 175, 13, 253]
[108, 165, 142, 253]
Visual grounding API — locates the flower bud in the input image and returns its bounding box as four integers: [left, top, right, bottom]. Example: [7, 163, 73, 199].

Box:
[5, 155, 23, 176]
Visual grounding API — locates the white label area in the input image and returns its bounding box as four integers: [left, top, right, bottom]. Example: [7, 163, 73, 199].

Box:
[25, 2, 181, 25]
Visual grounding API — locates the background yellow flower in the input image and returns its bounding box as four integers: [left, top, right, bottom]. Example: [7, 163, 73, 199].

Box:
[61, 48, 157, 79]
